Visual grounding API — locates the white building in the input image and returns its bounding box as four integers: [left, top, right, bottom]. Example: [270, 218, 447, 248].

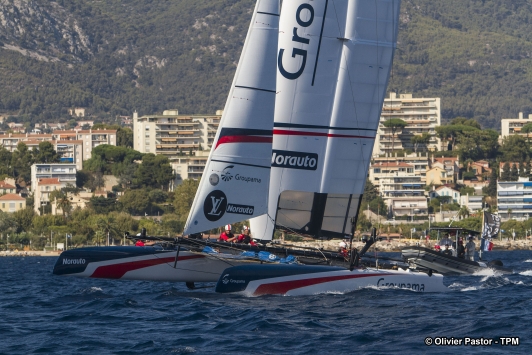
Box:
[31, 163, 77, 214]
[373, 92, 441, 157]
[133, 110, 221, 156]
[497, 178, 532, 221]
[460, 194, 483, 213]
[429, 186, 460, 204]
[501, 112, 532, 138]
[379, 175, 427, 218]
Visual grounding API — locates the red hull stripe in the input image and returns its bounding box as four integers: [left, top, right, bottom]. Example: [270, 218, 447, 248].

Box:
[215, 135, 273, 149]
[253, 273, 396, 296]
[273, 129, 375, 139]
[90, 255, 205, 279]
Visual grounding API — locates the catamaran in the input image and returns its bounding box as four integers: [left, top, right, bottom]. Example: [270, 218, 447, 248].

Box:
[55, 0, 449, 294]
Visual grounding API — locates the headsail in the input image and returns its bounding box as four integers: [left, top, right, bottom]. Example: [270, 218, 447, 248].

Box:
[183, 0, 280, 236]
[260, 0, 401, 239]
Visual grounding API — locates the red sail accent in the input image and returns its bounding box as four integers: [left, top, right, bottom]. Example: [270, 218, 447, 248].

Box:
[273, 129, 374, 139]
[215, 135, 273, 149]
[253, 273, 395, 296]
[90, 255, 204, 279]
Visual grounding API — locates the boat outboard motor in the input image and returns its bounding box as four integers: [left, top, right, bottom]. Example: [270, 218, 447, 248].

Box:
[488, 259, 504, 267]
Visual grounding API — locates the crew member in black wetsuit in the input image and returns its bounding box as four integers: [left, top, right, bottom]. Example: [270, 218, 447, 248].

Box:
[457, 239, 465, 259]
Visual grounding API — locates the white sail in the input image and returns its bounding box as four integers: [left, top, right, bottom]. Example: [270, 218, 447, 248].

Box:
[262, 0, 401, 239]
[183, 0, 280, 235]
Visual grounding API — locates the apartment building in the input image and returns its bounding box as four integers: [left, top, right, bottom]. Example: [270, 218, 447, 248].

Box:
[0, 129, 116, 169]
[31, 163, 77, 214]
[497, 179, 532, 221]
[133, 110, 221, 156]
[171, 151, 210, 182]
[373, 92, 441, 157]
[378, 175, 428, 218]
[460, 194, 483, 213]
[501, 112, 532, 138]
[371, 153, 430, 183]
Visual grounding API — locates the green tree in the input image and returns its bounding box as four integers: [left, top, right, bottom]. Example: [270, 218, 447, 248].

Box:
[382, 118, 408, 154]
[522, 122, 532, 147]
[410, 133, 431, 153]
[510, 163, 519, 181]
[11, 143, 34, 183]
[520, 160, 530, 179]
[95, 215, 120, 245]
[500, 135, 529, 162]
[120, 189, 151, 216]
[33, 141, 60, 163]
[135, 154, 173, 189]
[0, 147, 13, 176]
[435, 124, 477, 151]
[117, 127, 133, 148]
[174, 179, 200, 218]
[457, 205, 470, 220]
[500, 162, 511, 181]
[12, 208, 36, 233]
[484, 168, 498, 197]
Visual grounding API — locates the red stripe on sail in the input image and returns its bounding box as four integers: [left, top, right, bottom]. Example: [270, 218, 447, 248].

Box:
[273, 129, 374, 139]
[215, 135, 273, 149]
[252, 273, 395, 296]
[90, 255, 205, 279]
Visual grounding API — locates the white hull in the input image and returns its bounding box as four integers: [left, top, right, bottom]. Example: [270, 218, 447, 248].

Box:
[216, 264, 449, 296]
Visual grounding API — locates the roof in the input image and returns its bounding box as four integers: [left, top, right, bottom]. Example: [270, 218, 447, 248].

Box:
[0, 193, 25, 201]
[435, 185, 459, 192]
[434, 157, 458, 163]
[0, 181, 16, 189]
[38, 178, 60, 185]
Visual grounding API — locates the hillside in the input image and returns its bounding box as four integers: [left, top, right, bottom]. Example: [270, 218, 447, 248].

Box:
[1, 0, 532, 129]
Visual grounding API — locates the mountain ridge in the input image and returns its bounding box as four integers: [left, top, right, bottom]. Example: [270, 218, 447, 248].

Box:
[1, 0, 532, 129]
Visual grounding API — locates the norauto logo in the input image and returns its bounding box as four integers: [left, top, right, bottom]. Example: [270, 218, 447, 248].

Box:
[63, 258, 86, 265]
[271, 150, 318, 170]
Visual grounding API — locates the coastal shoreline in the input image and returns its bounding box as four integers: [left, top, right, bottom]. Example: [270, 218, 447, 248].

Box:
[2, 239, 531, 257]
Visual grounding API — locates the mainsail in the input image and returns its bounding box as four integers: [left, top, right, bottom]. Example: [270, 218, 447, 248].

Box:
[183, 0, 280, 235]
[257, 0, 401, 239]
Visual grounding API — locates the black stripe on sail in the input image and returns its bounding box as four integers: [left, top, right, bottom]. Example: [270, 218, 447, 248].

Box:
[211, 159, 270, 169]
[274, 122, 377, 132]
[257, 11, 280, 17]
[219, 128, 273, 138]
[312, 0, 329, 86]
[235, 85, 276, 93]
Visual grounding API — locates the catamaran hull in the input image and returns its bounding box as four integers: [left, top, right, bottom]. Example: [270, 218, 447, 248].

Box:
[215, 264, 448, 296]
[53, 246, 252, 283]
[402, 246, 513, 275]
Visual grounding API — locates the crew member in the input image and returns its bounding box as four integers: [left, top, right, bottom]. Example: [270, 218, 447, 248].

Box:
[442, 245, 452, 256]
[457, 238, 465, 259]
[135, 239, 145, 247]
[338, 241, 349, 258]
[219, 225, 236, 242]
[237, 226, 252, 244]
[465, 236, 476, 261]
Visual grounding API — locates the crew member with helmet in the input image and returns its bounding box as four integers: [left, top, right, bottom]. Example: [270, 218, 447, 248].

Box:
[219, 225, 237, 242]
[237, 226, 257, 246]
[338, 241, 349, 258]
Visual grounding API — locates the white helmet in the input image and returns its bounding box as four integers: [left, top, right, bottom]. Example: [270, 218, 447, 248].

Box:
[243, 225, 249, 231]
[224, 224, 232, 231]
[339, 241, 347, 248]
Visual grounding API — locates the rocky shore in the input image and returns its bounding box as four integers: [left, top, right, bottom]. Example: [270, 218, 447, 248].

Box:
[0, 250, 60, 257]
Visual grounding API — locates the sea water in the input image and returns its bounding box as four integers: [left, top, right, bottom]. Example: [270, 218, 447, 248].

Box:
[1, 250, 531, 354]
